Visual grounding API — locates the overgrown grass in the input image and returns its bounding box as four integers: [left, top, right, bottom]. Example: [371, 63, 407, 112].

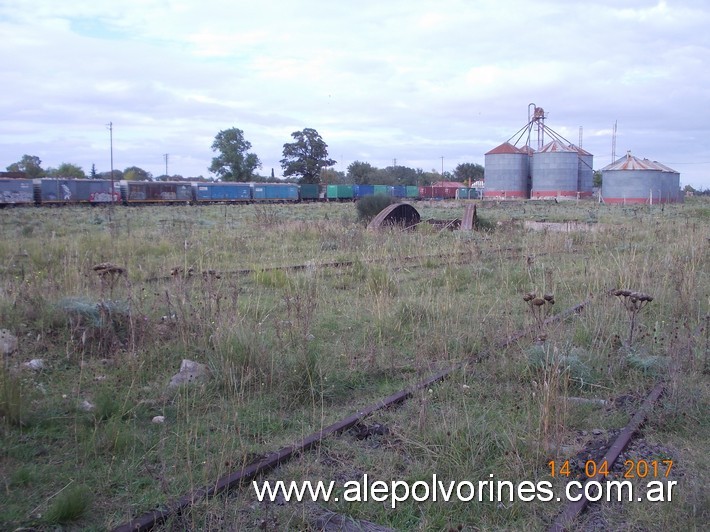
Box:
[0, 198, 707, 530]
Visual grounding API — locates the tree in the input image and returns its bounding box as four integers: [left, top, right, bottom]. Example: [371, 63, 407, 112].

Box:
[46, 162, 86, 179]
[6, 154, 44, 178]
[453, 163, 484, 183]
[209, 128, 261, 181]
[90, 164, 98, 179]
[123, 166, 152, 181]
[280, 128, 336, 184]
[347, 161, 378, 184]
[593, 170, 603, 188]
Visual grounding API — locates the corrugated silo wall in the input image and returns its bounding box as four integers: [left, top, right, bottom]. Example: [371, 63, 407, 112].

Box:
[602, 169, 664, 204]
[483, 153, 529, 199]
[661, 172, 682, 203]
[531, 152, 579, 199]
[578, 154, 594, 197]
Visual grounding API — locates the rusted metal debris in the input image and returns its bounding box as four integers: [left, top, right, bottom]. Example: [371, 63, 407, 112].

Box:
[460, 204, 477, 231]
[426, 218, 461, 230]
[367, 202, 421, 230]
[93, 262, 126, 277]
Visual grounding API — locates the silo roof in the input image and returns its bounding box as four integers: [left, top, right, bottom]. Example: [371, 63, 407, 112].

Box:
[602, 152, 678, 173]
[568, 144, 593, 156]
[539, 139, 576, 153]
[485, 142, 522, 155]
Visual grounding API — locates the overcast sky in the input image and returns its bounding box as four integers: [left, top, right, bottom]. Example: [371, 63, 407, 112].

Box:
[1, 0, 709, 188]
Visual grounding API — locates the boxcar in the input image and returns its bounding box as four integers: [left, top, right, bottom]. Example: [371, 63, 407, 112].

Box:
[326, 184, 354, 201]
[252, 183, 299, 202]
[0, 179, 35, 206]
[419, 186, 462, 200]
[405, 186, 420, 199]
[37, 179, 119, 204]
[352, 184, 374, 199]
[195, 182, 251, 202]
[122, 181, 193, 204]
[299, 183, 320, 201]
[373, 185, 392, 197]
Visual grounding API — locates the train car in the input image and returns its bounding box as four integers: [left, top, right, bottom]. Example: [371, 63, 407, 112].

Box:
[36, 178, 120, 204]
[352, 184, 374, 199]
[299, 183, 320, 201]
[418, 185, 462, 200]
[194, 182, 251, 203]
[252, 183, 299, 202]
[121, 181, 193, 204]
[391, 185, 406, 199]
[326, 184, 354, 201]
[405, 186, 420, 199]
[0, 178, 35, 206]
[373, 185, 392, 197]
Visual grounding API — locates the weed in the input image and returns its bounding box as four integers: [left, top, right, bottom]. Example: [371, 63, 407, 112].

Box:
[44, 484, 92, 524]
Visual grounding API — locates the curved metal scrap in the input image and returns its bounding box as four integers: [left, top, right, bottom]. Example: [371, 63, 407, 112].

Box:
[367, 202, 420, 230]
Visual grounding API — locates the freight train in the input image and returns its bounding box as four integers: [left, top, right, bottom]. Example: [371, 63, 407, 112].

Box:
[0, 178, 481, 207]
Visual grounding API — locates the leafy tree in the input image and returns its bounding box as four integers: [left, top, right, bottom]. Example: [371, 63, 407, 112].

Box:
[280, 128, 336, 184]
[209, 128, 261, 181]
[321, 168, 345, 184]
[98, 169, 124, 181]
[123, 166, 152, 181]
[593, 170, 603, 188]
[347, 161, 378, 184]
[46, 162, 86, 178]
[453, 163, 484, 183]
[6, 154, 44, 178]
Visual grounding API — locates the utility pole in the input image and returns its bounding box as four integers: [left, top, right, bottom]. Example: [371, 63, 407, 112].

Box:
[440, 156, 444, 176]
[107, 121, 114, 206]
[164, 153, 169, 178]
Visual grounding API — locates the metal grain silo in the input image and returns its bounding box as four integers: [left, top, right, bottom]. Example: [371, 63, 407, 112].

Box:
[569, 144, 594, 198]
[483, 142, 529, 199]
[601, 152, 681, 204]
[531, 140, 579, 199]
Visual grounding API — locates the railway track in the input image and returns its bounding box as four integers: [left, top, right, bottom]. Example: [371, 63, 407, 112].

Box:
[113, 295, 594, 532]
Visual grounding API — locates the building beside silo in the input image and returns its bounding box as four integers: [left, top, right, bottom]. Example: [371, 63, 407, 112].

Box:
[531, 140, 579, 199]
[570, 144, 594, 198]
[601, 152, 681, 204]
[483, 142, 529, 199]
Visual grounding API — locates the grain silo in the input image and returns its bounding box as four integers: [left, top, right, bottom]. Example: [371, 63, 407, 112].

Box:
[531, 140, 579, 199]
[483, 142, 529, 199]
[601, 152, 681, 204]
[570, 144, 594, 197]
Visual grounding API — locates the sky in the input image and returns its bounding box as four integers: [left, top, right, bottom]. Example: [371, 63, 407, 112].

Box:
[1, 0, 709, 189]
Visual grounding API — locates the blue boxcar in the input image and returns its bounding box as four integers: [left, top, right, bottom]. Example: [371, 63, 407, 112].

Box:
[195, 182, 251, 202]
[0, 179, 35, 205]
[253, 183, 299, 201]
[353, 184, 374, 199]
[391, 185, 406, 198]
[38, 178, 119, 204]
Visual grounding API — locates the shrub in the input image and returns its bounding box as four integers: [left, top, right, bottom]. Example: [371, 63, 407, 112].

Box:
[355, 195, 396, 223]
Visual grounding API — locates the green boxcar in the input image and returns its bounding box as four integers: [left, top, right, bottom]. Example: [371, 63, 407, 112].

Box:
[300, 183, 320, 201]
[405, 186, 420, 198]
[326, 184, 354, 200]
[373, 185, 392, 196]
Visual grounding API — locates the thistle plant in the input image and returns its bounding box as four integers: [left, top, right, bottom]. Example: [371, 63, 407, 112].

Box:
[612, 289, 654, 346]
[523, 291, 555, 338]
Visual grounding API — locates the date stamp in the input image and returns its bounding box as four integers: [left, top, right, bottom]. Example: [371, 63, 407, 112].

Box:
[548, 459, 673, 479]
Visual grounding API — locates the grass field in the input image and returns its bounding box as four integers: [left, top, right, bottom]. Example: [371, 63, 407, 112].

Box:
[1, 198, 708, 531]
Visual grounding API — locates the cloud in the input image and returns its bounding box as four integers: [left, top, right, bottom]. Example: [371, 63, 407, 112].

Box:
[0, 0, 708, 187]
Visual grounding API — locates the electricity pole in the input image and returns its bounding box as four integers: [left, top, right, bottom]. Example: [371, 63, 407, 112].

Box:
[164, 153, 169, 178]
[107, 121, 114, 206]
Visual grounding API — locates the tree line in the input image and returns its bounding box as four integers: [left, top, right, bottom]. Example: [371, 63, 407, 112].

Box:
[4, 127, 484, 186]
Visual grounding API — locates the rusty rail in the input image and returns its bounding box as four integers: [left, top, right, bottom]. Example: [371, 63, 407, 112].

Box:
[549, 381, 666, 532]
[113, 296, 591, 531]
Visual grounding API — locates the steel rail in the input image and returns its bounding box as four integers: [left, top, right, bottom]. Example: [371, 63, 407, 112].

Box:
[113, 296, 591, 531]
[549, 381, 666, 532]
